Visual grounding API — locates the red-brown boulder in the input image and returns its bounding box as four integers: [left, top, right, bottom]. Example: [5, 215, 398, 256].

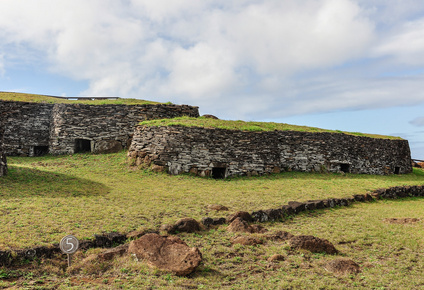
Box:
[128, 233, 202, 276]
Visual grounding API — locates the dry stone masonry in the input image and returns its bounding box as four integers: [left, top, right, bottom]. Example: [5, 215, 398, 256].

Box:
[0, 100, 199, 156]
[0, 118, 6, 176]
[128, 125, 412, 177]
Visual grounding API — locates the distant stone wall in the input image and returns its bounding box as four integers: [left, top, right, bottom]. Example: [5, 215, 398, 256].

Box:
[0, 101, 54, 156]
[0, 117, 6, 176]
[128, 126, 413, 177]
[49, 104, 199, 155]
[0, 100, 199, 156]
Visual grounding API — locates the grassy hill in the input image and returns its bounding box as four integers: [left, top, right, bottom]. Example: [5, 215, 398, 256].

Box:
[0, 152, 423, 288]
[140, 116, 402, 140]
[0, 91, 160, 105]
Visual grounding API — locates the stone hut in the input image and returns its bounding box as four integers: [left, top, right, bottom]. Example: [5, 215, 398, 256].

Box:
[128, 125, 412, 178]
[0, 100, 199, 156]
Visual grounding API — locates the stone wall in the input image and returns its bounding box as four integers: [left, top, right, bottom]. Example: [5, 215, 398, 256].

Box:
[49, 104, 199, 155]
[0, 117, 6, 176]
[128, 126, 412, 177]
[0, 100, 199, 156]
[0, 101, 54, 156]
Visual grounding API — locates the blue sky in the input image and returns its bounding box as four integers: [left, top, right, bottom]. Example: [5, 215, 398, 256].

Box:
[0, 0, 423, 158]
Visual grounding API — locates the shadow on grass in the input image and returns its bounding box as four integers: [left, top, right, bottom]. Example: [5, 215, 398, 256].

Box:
[0, 166, 110, 198]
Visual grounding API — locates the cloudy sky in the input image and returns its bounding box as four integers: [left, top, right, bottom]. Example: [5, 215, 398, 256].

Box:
[1, 0, 423, 158]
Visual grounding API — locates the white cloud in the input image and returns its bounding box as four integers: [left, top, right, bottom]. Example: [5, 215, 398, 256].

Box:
[0, 0, 423, 119]
[374, 19, 424, 65]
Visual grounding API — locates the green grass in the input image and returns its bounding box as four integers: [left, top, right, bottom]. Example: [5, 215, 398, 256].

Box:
[0, 152, 423, 288]
[140, 116, 402, 140]
[0, 91, 159, 105]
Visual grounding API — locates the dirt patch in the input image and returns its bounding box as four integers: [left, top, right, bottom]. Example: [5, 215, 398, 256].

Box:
[383, 218, 421, 224]
[324, 258, 361, 275]
[288, 235, 338, 254]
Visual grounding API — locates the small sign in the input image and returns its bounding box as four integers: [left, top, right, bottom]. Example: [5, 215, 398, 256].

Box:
[60, 235, 79, 254]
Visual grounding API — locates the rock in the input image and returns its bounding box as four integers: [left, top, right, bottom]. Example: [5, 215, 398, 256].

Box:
[202, 114, 219, 119]
[231, 236, 263, 246]
[202, 217, 227, 227]
[265, 231, 294, 241]
[201, 217, 214, 227]
[128, 233, 202, 276]
[227, 218, 266, 233]
[126, 228, 158, 239]
[281, 205, 294, 216]
[160, 224, 177, 233]
[151, 165, 165, 172]
[226, 211, 253, 223]
[325, 258, 360, 275]
[289, 235, 338, 254]
[252, 209, 282, 222]
[227, 218, 253, 233]
[268, 254, 285, 262]
[172, 218, 201, 233]
[207, 204, 229, 211]
[288, 201, 306, 213]
[98, 244, 128, 261]
[93, 139, 123, 154]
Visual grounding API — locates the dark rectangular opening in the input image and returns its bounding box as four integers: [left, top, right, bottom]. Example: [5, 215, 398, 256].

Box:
[75, 139, 92, 153]
[212, 167, 226, 179]
[340, 163, 350, 173]
[34, 146, 49, 156]
[394, 167, 400, 174]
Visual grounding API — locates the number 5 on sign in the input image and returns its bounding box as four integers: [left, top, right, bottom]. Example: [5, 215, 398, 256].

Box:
[60, 235, 79, 254]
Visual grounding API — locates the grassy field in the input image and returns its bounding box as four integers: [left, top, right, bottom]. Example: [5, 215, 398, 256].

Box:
[140, 116, 402, 139]
[0, 92, 159, 105]
[0, 152, 423, 289]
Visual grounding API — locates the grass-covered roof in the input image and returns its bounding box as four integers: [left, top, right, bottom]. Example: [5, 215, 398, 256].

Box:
[140, 116, 402, 140]
[0, 91, 159, 105]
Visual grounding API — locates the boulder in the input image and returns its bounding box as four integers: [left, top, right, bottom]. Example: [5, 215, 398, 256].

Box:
[227, 218, 253, 233]
[93, 140, 123, 154]
[226, 211, 252, 223]
[287, 201, 306, 213]
[128, 233, 202, 276]
[173, 218, 201, 233]
[201, 217, 226, 227]
[325, 258, 360, 275]
[289, 235, 338, 254]
[227, 218, 266, 233]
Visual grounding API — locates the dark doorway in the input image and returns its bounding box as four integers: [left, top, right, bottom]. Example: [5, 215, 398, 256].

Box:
[34, 146, 49, 156]
[340, 163, 350, 173]
[394, 167, 400, 174]
[212, 167, 226, 179]
[75, 139, 92, 153]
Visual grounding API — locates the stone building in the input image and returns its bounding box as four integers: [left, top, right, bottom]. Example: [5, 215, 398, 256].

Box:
[128, 125, 412, 178]
[0, 100, 199, 156]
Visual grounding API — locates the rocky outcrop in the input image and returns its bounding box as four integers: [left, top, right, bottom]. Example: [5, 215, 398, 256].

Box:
[129, 125, 412, 177]
[128, 233, 202, 276]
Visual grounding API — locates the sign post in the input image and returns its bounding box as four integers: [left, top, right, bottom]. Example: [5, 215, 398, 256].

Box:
[60, 235, 79, 267]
